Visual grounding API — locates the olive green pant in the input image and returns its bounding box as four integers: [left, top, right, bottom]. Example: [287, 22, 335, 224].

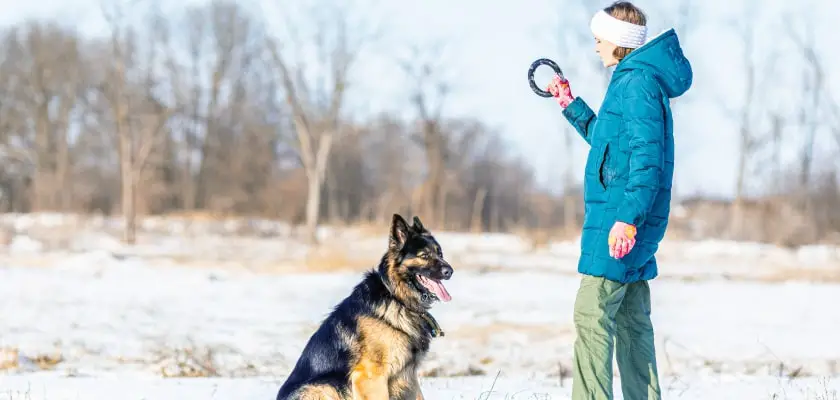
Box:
[571, 275, 661, 400]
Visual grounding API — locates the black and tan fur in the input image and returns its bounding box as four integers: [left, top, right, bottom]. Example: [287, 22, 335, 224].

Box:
[276, 214, 454, 400]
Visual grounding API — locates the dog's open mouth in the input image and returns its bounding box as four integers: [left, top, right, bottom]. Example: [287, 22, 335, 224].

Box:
[415, 274, 452, 302]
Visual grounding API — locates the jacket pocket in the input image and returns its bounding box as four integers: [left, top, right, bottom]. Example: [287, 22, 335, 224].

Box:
[597, 142, 610, 190]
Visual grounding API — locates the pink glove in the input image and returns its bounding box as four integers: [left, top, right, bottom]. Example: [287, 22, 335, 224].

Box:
[608, 222, 637, 259]
[546, 75, 574, 108]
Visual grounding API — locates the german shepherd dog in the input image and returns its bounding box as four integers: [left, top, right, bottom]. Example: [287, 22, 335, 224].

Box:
[276, 214, 453, 400]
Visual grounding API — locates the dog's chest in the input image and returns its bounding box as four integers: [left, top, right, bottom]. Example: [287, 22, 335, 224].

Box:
[364, 306, 433, 377]
[385, 335, 428, 399]
[382, 328, 429, 375]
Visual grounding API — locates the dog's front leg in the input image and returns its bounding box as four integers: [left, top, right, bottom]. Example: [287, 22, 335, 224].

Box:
[350, 359, 389, 400]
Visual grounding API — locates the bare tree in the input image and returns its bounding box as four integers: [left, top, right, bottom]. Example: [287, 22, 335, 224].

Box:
[829, 95, 840, 149]
[265, 0, 378, 243]
[100, 1, 171, 244]
[164, 1, 243, 212]
[353, 114, 418, 224]
[767, 112, 785, 194]
[8, 23, 84, 211]
[0, 30, 37, 211]
[397, 42, 453, 228]
[731, 21, 757, 237]
[786, 22, 824, 199]
[714, 9, 777, 239]
[715, 0, 792, 239]
[439, 118, 496, 230]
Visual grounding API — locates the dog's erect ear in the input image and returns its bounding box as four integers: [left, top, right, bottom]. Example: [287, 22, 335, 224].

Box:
[412, 216, 427, 233]
[390, 214, 410, 248]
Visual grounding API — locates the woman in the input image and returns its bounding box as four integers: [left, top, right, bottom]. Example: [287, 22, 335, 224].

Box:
[546, 1, 693, 399]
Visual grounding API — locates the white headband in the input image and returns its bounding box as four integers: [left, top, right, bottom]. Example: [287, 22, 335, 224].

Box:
[589, 10, 648, 49]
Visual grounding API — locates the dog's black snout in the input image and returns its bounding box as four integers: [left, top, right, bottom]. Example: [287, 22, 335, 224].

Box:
[440, 264, 453, 279]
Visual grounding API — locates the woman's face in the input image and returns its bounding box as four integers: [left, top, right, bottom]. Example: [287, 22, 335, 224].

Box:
[594, 36, 619, 67]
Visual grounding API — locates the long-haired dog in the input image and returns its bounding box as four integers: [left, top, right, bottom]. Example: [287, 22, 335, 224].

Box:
[276, 214, 453, 400]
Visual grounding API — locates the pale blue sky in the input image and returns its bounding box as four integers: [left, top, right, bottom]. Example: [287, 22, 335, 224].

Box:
[0, 0, 837, 200]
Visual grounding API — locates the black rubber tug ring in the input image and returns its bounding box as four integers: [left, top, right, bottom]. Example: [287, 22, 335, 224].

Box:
[528, 58, 564, 98]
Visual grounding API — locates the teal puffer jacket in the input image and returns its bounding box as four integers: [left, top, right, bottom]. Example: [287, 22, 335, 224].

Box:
[562, 28, 693, 283]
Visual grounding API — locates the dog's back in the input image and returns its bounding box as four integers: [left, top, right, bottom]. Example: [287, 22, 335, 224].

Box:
[275, 321, 353, 399]
[276, 277, 377, 400]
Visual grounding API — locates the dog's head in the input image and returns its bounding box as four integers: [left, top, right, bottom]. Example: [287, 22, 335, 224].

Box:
[382, 213, 453, 308]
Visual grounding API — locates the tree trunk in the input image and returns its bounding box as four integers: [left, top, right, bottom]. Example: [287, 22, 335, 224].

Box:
[731, 120, 750, 239]
[56, 98, 73, 211]
[182, 126, 196, 210]
[32, 103, 51, 211]
[436, 177, 448, 229]
[120, 130, 136, 245]
[304, 173, 322, 244]
[470, 187, 487, 233]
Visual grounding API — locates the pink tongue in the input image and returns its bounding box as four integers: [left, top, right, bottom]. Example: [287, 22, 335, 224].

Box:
[424, 278, 452, 302]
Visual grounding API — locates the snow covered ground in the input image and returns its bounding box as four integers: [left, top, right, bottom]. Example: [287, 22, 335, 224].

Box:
[1, 375, 839, 399]
[0, 213, 839, 399]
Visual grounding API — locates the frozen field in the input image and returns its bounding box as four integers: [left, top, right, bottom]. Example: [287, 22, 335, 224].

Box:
[0, 213, 839, 399]
[1, 375, 839, 399]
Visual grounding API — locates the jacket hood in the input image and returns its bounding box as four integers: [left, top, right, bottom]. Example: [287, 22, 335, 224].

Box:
[614, 28, 693, 98]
